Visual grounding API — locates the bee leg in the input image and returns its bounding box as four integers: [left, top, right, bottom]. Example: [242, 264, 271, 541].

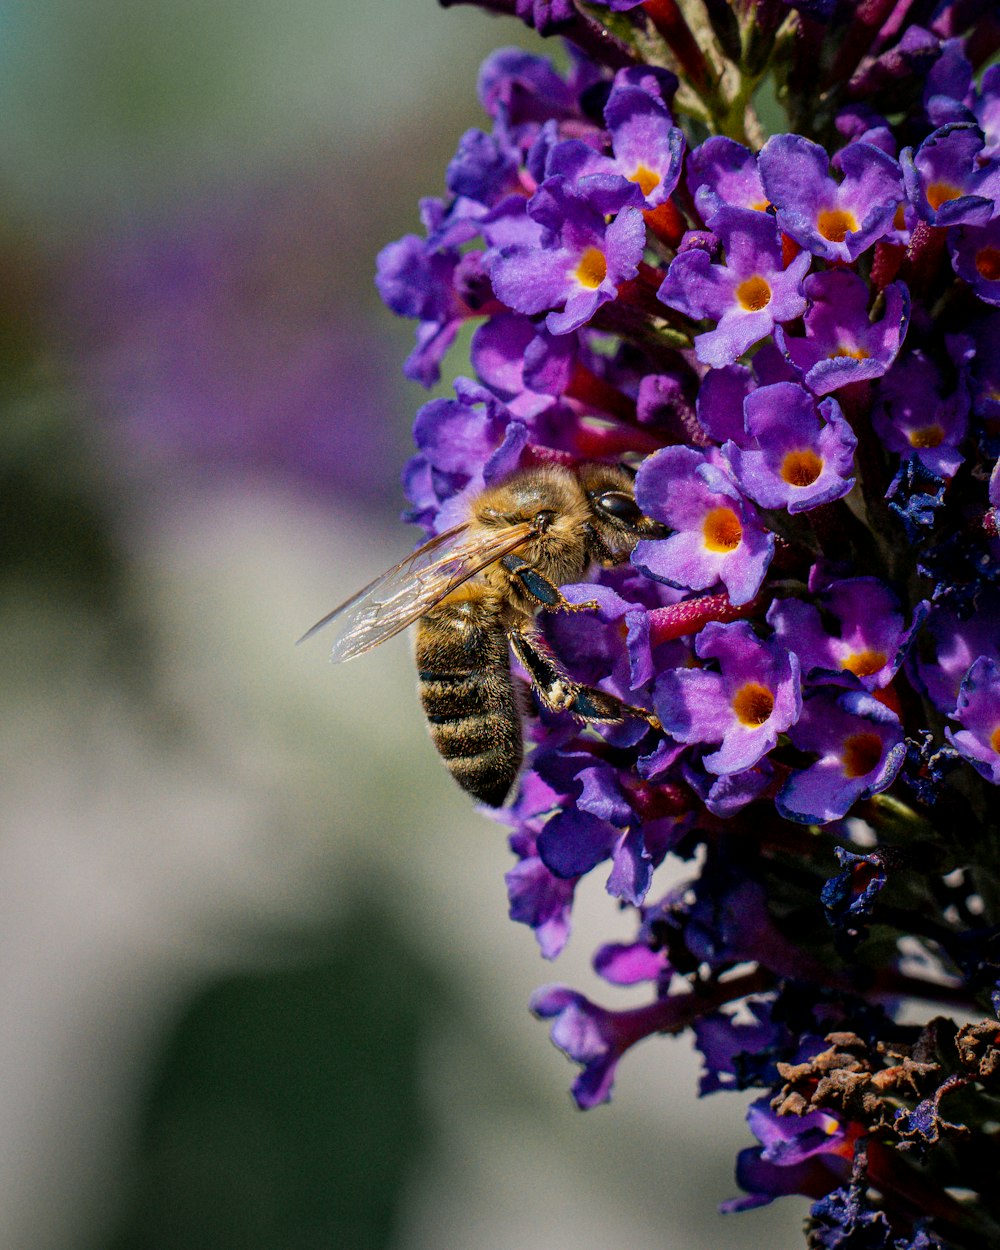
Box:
[508, 629, 661, 731]
[499, 554, 598, 613]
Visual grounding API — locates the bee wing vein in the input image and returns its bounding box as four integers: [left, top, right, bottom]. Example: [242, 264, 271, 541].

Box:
[298, 520, 534, 661]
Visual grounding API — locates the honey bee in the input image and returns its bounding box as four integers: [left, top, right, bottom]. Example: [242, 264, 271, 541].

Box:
[299, 462, 667, 807]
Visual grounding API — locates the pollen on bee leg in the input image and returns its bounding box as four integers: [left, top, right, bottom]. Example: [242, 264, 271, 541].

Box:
[548, 679, 571, 709]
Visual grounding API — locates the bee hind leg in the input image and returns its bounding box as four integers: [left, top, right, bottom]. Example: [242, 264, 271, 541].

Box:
[508, 629, 661, 731]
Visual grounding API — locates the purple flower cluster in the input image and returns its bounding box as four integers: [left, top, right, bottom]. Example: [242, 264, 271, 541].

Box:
[376, 2, 1000, 1246]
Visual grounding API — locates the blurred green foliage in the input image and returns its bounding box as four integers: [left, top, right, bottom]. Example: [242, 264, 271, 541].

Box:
[106, 904, 444, 1250]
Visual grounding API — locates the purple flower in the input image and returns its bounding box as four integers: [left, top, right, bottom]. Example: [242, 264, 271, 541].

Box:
[872, 350, 969, 479]
[593, 938, 670, 988]
[488, 176, 646, 334]
[406, 381, 528, 531]
[964, 311, 1000, 421]
[946, 656, 1000, 784]
[549, 574, 675, 707]
[530, 985, 681, 1107]
[724, 1100, 854, 1213]
[722, 381, 857, 513]
[657, 207, 811, 367]
[686, 136, 768, 223]
[911, 592, 1000, 714]
[972, 64, 1000, 160]
[949, 216, 1000, 307]
[546, 79, 685, 210]
[370, 10, 1000, 1241]
[446, 127, 524, 205]
[697, 758, 775, 817]
[821, 846, 888, 925]
[777, 271, 910, 396]
[777, 691, 906, 824]
[768, 577, 924, 691]
[536, 806, 634, 881]
[470, 313, 565, 418]
[901, 123, 1000, 229]
[632, 445, 774, 605]
[654, 620, 801, 775]
[529, 727, 685, 907]
[503, 772, 579, 959]
[376, 231, 477, 386]
[807, 1184, 895, 1249]
[692, 999, 779, 1095]
[477, 48, 578, 148]
[758, 134, 904, 263]
[505, 853, 578, 960]
[834, 105, 896, 160]
[696, 363, 755, 445]
[531, 770, 661, 903]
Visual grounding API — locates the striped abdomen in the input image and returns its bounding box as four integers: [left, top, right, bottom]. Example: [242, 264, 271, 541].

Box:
[415, 598, 522, 807]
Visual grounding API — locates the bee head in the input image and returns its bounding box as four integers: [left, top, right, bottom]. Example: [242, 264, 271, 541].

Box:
[578, 463, 668, 559]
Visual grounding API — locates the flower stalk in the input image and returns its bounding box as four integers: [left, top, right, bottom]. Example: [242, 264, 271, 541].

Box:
[372, 0, 1000, 1242]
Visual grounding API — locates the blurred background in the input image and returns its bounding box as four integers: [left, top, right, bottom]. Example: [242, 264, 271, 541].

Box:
[1, 2, 808, 1246]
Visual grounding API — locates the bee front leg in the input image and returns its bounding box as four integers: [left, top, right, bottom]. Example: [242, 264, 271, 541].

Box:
[508, 628, 661, 731]
[499, 553, 598, 613]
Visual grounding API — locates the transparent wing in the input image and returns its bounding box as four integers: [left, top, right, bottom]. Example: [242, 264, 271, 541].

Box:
[297, 520, 535, 661]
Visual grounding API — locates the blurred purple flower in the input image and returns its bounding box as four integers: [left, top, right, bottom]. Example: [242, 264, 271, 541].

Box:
[65, 187, 403, 509]
[946, 656, 1000, 783]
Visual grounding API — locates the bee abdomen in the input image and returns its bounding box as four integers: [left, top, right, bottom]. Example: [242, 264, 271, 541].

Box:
[415, 609, 522, 808]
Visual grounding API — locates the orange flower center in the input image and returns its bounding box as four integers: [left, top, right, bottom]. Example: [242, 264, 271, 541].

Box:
[735, 274, 772, 311]
[990, 725, 1000, 755]
[575, 247, 607, 290]
[975, 247, 1000, 282]
[841, 649, 887, 678]
[842, 732, 883, 778]
[830, 344, 870, 360]
[817, 207, 858, 243]
[780, 449, 824, 488]
[926, 181, 963, 211]
[909, 424, 944, 449]
[630, 163, 661, 197]
[732, 682, 775, 727]
[750, 198, 770, 212]
[892, 202, 907, 231]
[702, 506, 743, 552]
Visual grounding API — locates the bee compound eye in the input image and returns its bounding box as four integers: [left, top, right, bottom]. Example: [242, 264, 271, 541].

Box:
[595, 491, 643, 524]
